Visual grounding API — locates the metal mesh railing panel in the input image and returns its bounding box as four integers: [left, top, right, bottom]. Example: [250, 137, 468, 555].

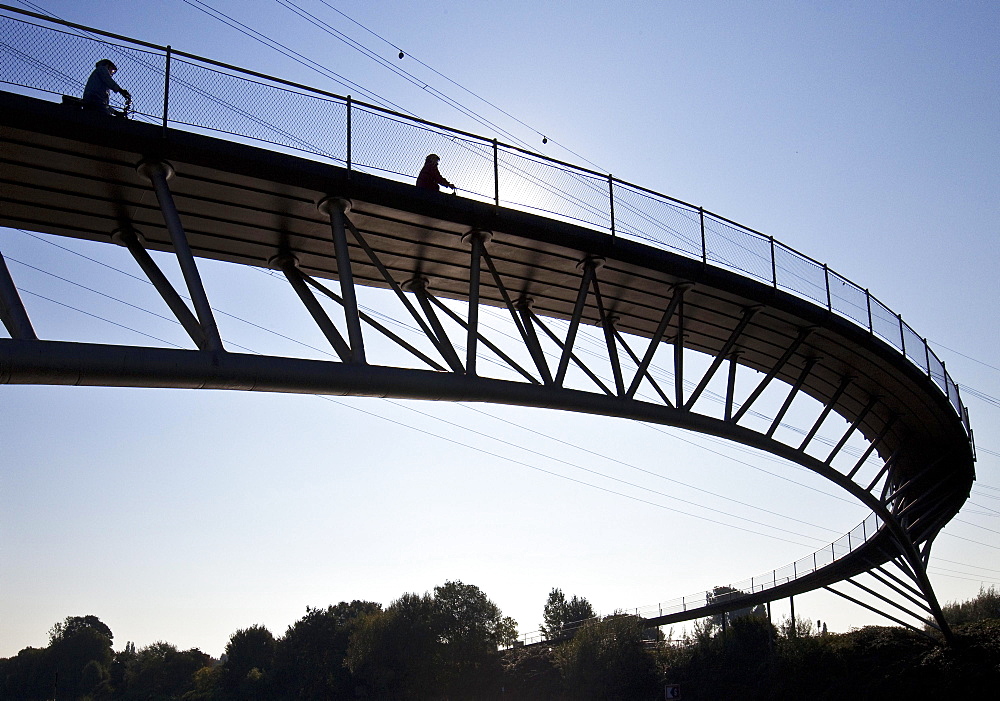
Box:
[1, 10, 970, 430]
[902, 321, 929, 374]
[0, 16, 163, 118]
[352, 106, 495, 199]
[705, 216, 772, 283]
[169, 59, 346, 161]
[612, 183, 703, 257]
[870, 297, 903, 352]
[829, 270, 870, 327]
[497, 149, 611, 230]
[928, 350, 947, 395]
[774, 243, 828, 307]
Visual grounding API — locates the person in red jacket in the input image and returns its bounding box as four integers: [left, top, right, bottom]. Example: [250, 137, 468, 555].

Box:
[416, 154, 455, 192]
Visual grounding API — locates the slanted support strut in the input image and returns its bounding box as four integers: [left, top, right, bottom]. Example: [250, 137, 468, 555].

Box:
[112, 228, 209, 350]
[0, 247, 37, 340]
[137, 160, 223, 352]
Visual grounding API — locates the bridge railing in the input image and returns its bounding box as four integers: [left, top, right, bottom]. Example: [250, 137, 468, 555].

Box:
[0, 7, 968, 431]
[513, 511, 883, 646]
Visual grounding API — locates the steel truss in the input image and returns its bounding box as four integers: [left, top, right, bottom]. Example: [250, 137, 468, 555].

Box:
[0, 156, 973, 642]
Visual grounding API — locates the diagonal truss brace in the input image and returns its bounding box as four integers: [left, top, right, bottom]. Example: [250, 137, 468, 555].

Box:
[136, 160, 223, 352]
[0, 247, 37, 340]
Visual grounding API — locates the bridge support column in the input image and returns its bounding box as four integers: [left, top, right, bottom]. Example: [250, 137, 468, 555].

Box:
[137, 160, 223, 352]
[318, 197, 365, 363]
[462, 229, 492, 377]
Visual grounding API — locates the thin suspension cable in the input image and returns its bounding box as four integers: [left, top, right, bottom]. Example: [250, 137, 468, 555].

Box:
[311, 0, 608, 170]
[6, 231, 848, 545]
[178, 0, 408, 113]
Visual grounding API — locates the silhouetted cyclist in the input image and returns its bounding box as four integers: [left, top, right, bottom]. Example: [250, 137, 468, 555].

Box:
[416, 153, 456, 192]
[82, 59, 130, 115]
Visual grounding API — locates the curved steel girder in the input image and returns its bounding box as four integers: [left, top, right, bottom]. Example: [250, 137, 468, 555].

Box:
[0, 336, 965, 637]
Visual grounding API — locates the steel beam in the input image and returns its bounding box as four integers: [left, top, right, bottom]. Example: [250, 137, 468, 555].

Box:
[766, 357, 818, 438]
[555, 258, 599, 387]
[113, 228, 208, 350]
[274, 254, 352, 363]
[0, 247, 37, 340]
[624, 283, 688, 400]
[136, 160, 223, 352]
[684, 306, 758, 410]
[318, 198, 366, 363]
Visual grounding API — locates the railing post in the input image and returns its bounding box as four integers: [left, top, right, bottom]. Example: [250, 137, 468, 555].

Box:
[608, 174, 616, 237]
[770, 236, 777, 288]
[866, 289, 873, 332]
[162, 45, 171, 137]
[823, 263, 831, 311]
[346, 95, 352, 176]
[924, 339, 932, 377]
[493, 138, 500, 207]
[897, 313, 906, 354]
[699, 207, 707, 265]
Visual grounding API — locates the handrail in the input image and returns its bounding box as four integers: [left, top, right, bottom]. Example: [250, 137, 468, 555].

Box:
[0, 4, 969, 433]
[513, 512, 883, 646]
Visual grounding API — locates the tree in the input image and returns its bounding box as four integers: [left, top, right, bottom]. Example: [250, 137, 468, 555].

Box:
[707, 585, 766, 630]
[433, 580, 517, 697]
[49, 615, 114, 646]
[434, 580, 518, 650]
[553, 614, 659, 699]
[0, 647, 50, 700]
[46, 615, 114, 699]
[272, 600, 381, 699]
[542, 588, 594, 639]
[938, 585, 1000, 626]
[224, 624, 275, 697]
[347, 592, 442, 699]
[119, 641, 210, 699]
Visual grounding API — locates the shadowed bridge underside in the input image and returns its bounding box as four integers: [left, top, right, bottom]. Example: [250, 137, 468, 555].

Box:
[0, 90, 975, 639]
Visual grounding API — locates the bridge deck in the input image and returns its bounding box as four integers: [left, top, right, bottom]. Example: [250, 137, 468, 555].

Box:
[0, 91, 966, 469]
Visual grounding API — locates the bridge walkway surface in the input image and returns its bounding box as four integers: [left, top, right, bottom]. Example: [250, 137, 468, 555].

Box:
[0, 5, 976, 643]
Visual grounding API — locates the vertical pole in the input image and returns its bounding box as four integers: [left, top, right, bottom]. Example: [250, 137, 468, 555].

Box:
[866, 289, 873, 333]
[321, 198, 366, 363]
[346, 95, 352, 176]
[789, 596, 796, 636]
[924, 340, 931, 378]
[162, 45, 171, 137]
[699, 207, 707, 265]
[770, 236, 777, 288]
[465, 231, 487, 376]
[493, 138, 500, 207]
[608, 174, 616, 237]
[674, 298, 684, 407]
[823, 263, 832, 311]
[898, 314, 906, 355]
[137, 160, 223, 352]
[724, 351, 738, 421]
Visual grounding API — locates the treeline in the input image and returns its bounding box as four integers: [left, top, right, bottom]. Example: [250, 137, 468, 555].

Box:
[3, 584, 1000, 699]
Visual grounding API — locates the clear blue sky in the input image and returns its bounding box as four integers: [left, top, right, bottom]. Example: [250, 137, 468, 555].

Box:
[2, 0, 998, 657]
